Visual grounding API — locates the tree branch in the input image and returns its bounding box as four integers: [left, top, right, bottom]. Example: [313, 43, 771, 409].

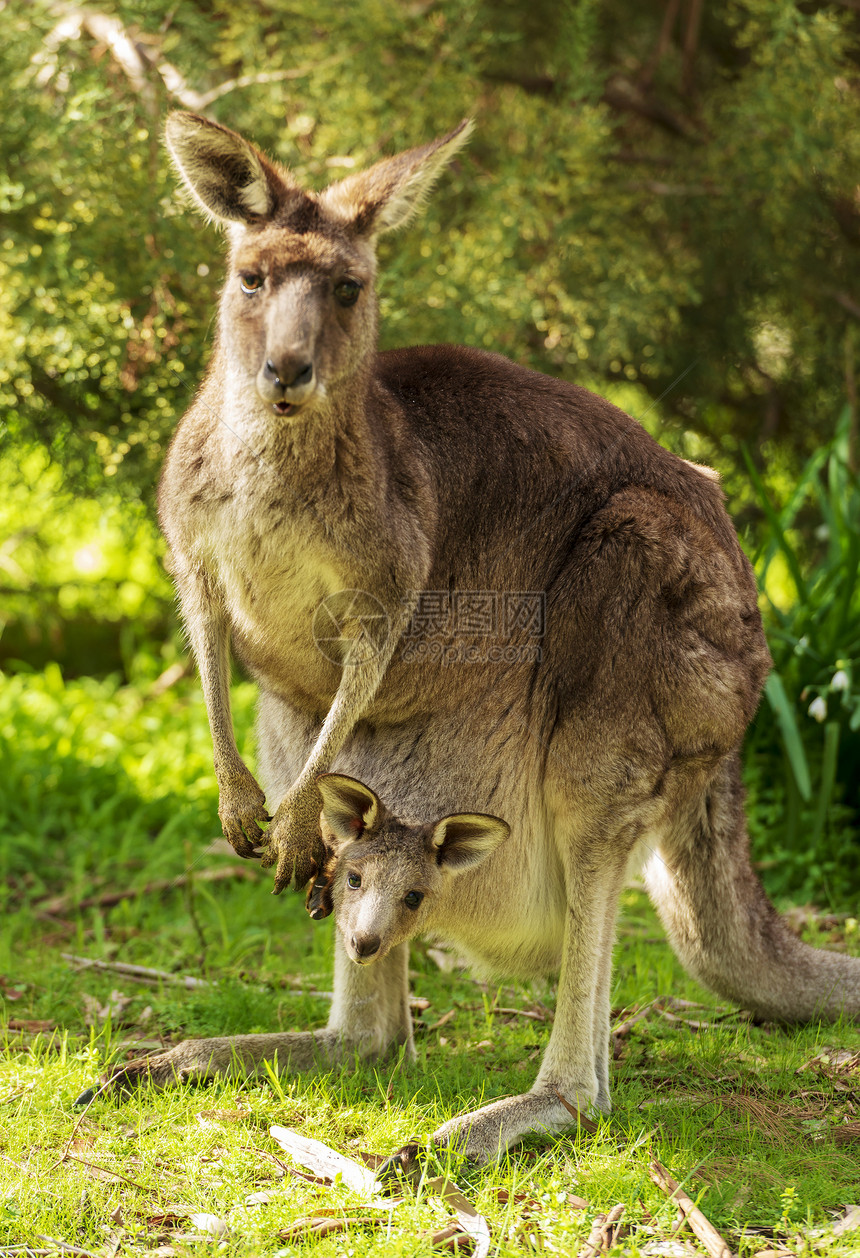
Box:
[682, 0, 704, 96]
[603, 75, 701, 139]
[640, 0, 682, 90]
[33, 4, 350, 117]
[834, 291, 860, 321]
[33, 5, 157, 114]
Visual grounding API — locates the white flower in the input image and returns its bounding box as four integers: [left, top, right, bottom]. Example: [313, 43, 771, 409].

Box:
[830, 669, 850, 692]
[808, 696, 828, 722]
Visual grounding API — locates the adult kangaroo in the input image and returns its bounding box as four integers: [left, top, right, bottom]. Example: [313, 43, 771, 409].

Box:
[146, 111, 860, 1162]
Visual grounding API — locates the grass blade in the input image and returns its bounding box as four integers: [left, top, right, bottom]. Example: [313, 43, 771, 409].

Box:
[811, 721, 841, 853]
[764, 672, 812, 801]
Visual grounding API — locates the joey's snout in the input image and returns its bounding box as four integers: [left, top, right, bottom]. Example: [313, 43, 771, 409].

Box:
[350, 933, 381, 963]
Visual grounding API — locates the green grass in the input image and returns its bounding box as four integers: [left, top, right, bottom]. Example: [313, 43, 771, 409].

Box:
[1, 668, 859, 1255]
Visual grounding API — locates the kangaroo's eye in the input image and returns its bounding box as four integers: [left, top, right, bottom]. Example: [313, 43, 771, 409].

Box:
[347, 872, 362, 889]
[334, 279, 361, 307]
[404, 890, 424, 910]
[240, 273, 264, 295]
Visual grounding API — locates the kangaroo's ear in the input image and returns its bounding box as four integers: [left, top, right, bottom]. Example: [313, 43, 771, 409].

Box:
[430, 813, 509, 874]
[320, 119, 473, 236]
[316, 774, 381, 847]
[164, 111, 291, 225]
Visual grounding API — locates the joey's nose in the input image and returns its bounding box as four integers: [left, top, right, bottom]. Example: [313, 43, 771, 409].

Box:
[264, 358, 314, 389]
[351, 934, 381, 962]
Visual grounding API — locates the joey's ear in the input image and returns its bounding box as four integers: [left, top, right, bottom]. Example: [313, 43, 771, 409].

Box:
[316, 774, 381, 847]
[430, 813, 510, 874]
[164, 111, 290, 225]
[320, 119, 474, 236]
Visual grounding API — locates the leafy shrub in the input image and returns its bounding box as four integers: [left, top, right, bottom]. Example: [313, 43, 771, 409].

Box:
[745, 406, 860, 904]
[0, 664, 257, 905]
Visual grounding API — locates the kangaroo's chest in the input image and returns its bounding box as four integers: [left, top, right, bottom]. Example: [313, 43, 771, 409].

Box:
[193, 478, 373, 704]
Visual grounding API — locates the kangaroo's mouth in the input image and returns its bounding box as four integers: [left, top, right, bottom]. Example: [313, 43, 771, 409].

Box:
[256, 370, 317, 417]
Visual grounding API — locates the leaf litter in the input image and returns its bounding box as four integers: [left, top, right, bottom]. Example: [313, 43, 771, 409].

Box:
[268, 1125, 492, 1255]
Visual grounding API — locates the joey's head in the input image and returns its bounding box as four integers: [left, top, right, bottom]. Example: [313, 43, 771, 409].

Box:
[163, 113, 473, 423]
[312, 774, 509, 966]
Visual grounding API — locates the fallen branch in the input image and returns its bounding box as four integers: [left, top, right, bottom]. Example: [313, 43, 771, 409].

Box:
[426, 1008, 457, 1033]
[43, 865, 258, 916]
[278, 1215, 385, 1241]
[35, 1237, 100, 1258]
[613, 1000, 658, 1038]
[648, 1158, 733, 1258]
[660, 996, 710, 1012]
[655, 1008, 715, 1031]
[61, 954, 211, 989]
[61, 1153, 151, 1192]
[577, 1203, 625, 1258]
[426, 1222, 467, 1248]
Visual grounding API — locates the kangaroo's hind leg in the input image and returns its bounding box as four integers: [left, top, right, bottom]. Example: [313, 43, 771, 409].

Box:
[425, 826, 632, 1163]
[97, 933, 413, 1097]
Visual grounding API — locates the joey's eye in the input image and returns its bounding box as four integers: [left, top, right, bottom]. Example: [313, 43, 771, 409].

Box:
[334, 279, 361, 307]
[240, 274, 264, 295]
[347, 872, 362, 889]
[404, 890, 424, 910]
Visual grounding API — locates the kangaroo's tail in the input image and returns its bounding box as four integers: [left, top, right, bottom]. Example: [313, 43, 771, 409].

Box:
[643, 753, 860, 1023]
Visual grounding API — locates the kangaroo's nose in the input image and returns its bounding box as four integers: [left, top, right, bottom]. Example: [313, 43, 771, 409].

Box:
[351, 934, 381, 961]
[264, 358, 313, 389]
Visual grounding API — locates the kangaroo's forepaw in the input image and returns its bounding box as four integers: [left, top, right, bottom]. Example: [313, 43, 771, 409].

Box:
[260, 786, 325, 894]
[218, 775, 270, 860]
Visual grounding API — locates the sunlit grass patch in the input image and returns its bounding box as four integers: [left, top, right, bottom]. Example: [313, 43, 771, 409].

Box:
[1, 668, 859, 1254]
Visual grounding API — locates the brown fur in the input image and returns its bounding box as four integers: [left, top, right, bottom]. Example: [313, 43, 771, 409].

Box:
[131, 113, 860, 1163]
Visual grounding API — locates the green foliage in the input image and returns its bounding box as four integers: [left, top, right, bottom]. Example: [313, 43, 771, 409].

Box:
[0, 444, 171, 673]
[0, 663, 253, 909]
[1, 1, 858, 903]
[3, 0, 860, 497]
[0, 663, 858, 1253]
[744, 407, 860, 903]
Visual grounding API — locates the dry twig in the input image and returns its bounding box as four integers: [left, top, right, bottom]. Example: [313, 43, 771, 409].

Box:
[648, 1159, 733, 1258]
[577, 1203, 625, 1258]
[44, 865, 257, 916]
[61, 954, 211, 989]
